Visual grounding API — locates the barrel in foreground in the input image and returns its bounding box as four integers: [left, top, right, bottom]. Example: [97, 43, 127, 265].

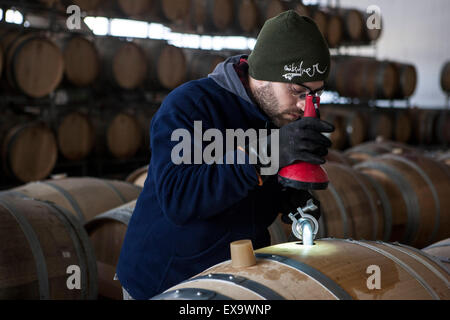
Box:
[153, 239, 450, 300]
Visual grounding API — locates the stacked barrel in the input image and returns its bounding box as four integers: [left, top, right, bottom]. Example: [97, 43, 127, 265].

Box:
[320, 105, 450, 150]
[0, 28, 228, 183]
[0, 176, 142, 300]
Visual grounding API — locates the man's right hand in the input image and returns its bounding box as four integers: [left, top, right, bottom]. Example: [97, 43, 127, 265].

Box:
[277, 117, 334, 168]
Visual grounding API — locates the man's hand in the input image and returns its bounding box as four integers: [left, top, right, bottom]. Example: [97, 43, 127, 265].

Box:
[278, 117, 334, 168]
[279, 188, 321, 223]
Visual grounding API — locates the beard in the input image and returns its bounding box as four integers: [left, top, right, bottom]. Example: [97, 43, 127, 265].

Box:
[251, 83, 301, 127]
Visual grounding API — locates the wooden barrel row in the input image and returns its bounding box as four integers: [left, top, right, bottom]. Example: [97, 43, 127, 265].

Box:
[0, 176, 142, 300]
[1, 177, 142, 223]
[0, 29, 225, 95]
[36, 0, 383, 46]
[0, 106, 159, 182]
[266, 152, 450, 249]
[321, 106, 449, 150]
[153, 239, 449, 300]
[126, 151, 450, 250]
[57, 106, 160, 161]
[344, 141, 418, 165]
[95, 38, 225, 90]
[327, 56, 417, 100]
[354, 153, 450, 248]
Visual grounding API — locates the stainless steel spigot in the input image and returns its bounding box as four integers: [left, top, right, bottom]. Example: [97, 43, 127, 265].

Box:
[288, 199, 319, 245]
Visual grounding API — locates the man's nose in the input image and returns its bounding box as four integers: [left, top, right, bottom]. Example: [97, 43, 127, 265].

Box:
[296, 99, 306, 112]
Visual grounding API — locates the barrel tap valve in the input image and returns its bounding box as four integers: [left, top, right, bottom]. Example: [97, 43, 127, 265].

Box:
[288, 199, 319, 246]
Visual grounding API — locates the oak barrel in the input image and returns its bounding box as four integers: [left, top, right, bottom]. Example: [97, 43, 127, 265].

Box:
[1, 122, 58, 183]
[2, 177, 142, 224]
[97, 39, 148, 90]
[161, 0, 191, 23]
[63, 36, 100, 87]
[191, 0, 235, 32]
[0, 195, 98, 300]
[330, 56, 399, 100]
[392, 63, 417, 99]
[364, 108, 394, 141]
[153, 239, 450, 300]
[57, 111, 95, 161]
[325, 149, 351, 166]
[345, 141, 417, 164]
[355, 153, 450, 248]
[5, 33, 64, 98]
[85, 201, 136, 300]
[321, 110, 347, 149]
[126, 166, 149, 187]
[185, 50, 225, 81]
[106, 111, 143, 160]
[116, 0, 153, 18]
[312, 163, 383, 241]
[238, 0, 261, 34]
[410, 109, 440, 145]
[393, 109, 412, 143]
[320, 106, 367, 147]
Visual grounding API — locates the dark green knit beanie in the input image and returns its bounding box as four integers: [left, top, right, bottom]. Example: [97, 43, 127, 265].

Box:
[248, 10, 330, 84]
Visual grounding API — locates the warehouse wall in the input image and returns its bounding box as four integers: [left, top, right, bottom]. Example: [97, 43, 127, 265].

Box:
[338, 0, 450, 108]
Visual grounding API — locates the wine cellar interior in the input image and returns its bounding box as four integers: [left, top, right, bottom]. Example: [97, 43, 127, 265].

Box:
[0, 0, 449, 303]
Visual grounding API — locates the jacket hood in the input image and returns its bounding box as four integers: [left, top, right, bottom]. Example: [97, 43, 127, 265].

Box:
[208, 54, 270, 123]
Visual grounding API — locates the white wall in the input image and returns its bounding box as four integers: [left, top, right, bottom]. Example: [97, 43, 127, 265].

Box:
[329, 0, 450, 108]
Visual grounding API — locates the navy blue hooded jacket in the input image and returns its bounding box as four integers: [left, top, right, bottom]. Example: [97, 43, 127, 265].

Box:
[116, 55, 286, 299]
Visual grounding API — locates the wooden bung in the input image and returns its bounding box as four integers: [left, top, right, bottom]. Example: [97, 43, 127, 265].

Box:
[230, 240, 256, 268]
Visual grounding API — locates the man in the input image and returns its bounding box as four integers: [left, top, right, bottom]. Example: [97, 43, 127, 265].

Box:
[117, 10, 334, 300]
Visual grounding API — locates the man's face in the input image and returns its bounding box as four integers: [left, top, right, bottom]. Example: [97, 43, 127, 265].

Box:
[251, 80, 324, 127]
